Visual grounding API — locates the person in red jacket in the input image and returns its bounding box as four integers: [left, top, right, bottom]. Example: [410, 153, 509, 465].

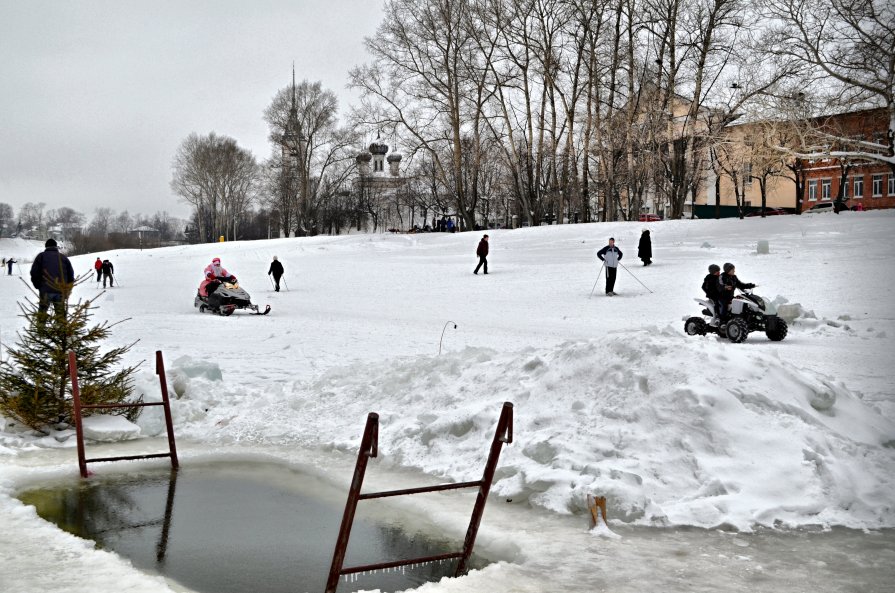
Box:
[473, 234, 489, 275]
[94, 257, 102, 282]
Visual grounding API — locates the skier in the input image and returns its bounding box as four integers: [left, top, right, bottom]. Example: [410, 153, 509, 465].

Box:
[204, 257, 235, 282]
[719, 263, 755, 319]
[596, 238, 623, 296]
[638, 230, 652, 266]
[267, 256, 284, 292]
[6, 257, 16, 275]
[101, 259, 114, 288]
[473, 234, 489, 275]
[29, 239, 74, 322]
[702, 264, 723, 325]
[94, 257, 103, 282]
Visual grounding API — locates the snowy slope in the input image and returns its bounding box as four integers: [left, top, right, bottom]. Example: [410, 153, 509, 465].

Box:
[1, 213, 894, 592]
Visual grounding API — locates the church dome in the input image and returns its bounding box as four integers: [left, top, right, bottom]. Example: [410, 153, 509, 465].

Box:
[369, 141, 389, 155]
[356, 152, 372, 162]
[387, 153, 402, 163]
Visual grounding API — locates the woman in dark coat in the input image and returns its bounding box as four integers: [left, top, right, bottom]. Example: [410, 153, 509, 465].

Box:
[638, 230, 652, 266]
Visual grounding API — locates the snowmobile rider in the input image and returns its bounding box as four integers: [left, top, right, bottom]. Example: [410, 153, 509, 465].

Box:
[204, 257, 236, 283]
[719, 262, 756, 319]
[702, 264, 723, 325]
[596, 237, 623, 296]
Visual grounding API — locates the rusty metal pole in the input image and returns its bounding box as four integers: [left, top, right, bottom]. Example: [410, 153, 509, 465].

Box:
[456, 402, 513, 575]
[325, 412, 379, 593]
[68, 351, 89, 478]
[155, 351, 179, 469]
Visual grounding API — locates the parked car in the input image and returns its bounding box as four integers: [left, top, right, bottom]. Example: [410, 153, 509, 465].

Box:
[638, 213, 663, 222]
[746, 208, 790, 217]
[805, 201, 850, 214]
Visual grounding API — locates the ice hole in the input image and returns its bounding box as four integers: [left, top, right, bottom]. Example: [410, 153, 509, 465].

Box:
[17, 460, 488, 593]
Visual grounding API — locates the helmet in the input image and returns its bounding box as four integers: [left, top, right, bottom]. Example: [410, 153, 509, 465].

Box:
[723, 262, 735, 273]
[708, 264, 720, 274]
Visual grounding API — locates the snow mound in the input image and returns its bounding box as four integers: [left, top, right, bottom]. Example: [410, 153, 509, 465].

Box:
[81, 415, 141, 442]
[161, 331, 895, 531]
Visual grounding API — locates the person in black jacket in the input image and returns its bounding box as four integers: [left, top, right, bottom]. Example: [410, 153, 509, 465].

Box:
[638, 230, 652, 266]
[267, 255, 284, 291]
[719, 262, 755, 319]
[473, 235, 489, 275]
[702, 264, 723, 324]
[29, 239, 74, 321]
[101, 259, 114, 288]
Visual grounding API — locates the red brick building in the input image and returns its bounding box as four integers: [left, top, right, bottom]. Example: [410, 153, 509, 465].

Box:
[800, 108, 895, 211]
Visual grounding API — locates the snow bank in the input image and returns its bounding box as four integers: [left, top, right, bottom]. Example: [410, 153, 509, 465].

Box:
[150, 329, 895, 531]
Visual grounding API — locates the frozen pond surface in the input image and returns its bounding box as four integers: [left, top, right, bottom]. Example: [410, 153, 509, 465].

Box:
[18, 460, 487, 593]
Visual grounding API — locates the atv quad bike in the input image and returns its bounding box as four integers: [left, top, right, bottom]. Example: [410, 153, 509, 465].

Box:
[684, 289, 787, 343]
[194, 281, 270, 316]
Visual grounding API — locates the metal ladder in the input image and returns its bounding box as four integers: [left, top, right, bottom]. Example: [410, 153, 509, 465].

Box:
[325, 401, 513, 592]
[69, 350, 179, 478]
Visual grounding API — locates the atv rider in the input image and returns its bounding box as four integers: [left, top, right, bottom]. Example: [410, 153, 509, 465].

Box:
[198, 271, 224, 311]
[204, 257, 236, 283]
[719, 262, 755, 320]
[702, 264, 723, 325]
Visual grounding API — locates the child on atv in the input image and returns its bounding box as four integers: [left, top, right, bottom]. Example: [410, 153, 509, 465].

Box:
[701, 264, 723, 325]
[719, 262, 756, 320]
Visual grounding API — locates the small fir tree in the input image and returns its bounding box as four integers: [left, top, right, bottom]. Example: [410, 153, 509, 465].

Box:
[0, 276, 141, 433]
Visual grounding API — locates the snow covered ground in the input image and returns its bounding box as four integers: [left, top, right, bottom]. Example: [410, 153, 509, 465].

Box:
[1, 212, 894, 592]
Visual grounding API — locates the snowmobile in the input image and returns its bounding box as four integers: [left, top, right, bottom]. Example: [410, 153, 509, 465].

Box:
[194, 280, 270, 316]
[684, 288, 787, 343]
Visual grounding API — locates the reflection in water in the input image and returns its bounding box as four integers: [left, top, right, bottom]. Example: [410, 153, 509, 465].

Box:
[18, 462, 486, 593]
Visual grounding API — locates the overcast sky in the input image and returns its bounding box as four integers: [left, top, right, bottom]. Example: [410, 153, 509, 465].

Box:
[0, 0, 385, 220]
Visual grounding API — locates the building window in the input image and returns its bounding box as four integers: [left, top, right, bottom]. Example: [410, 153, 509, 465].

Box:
[889, 173, 894, 196]
[744, 164, 753, 186]
[808, 179, 818, 201]
[854, 176, 863, 198]
[872, 174, 883, 197]
[821, 178, 832, 200]
[842, 178, 850, 198]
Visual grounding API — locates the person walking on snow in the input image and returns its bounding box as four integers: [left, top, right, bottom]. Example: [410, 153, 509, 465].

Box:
[719, 262, 755, 320]
[101, 259, 114, 288]
[204, 257, 234, 282]
[596, 238, 623, 296]
[268, 255, 284, 291]
[29, 239, 74, 322]
[94, 257, 102, 282]
[638, 230, 652, 266]
[474, 234, 489, 275]
[6, 257, 16, 275]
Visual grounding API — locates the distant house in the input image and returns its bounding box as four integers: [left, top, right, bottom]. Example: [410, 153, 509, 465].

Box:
[128, 226, 160, 247]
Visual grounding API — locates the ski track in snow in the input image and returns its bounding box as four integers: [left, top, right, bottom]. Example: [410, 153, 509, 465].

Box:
[1, 212, 894, 593]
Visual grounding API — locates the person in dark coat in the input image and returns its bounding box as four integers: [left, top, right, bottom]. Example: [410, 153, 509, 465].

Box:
[596, 238, 623, 296]
[702, 264, 723, 324]
[29, 239, 74, 321]
[473, 234, 489, 275]
[6, 257, 16, 275]
[268, 255, 284, 291]
[101, 259, 114, 288]
[638, 230, 652, 266]
[94, 257, 103, 282]
[719, 262, 755, 319]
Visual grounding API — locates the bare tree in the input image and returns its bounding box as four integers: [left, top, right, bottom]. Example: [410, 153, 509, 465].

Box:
[0, 203, 14, 236]
[171, 132, 259, 242]
[764, 0, 895, 171]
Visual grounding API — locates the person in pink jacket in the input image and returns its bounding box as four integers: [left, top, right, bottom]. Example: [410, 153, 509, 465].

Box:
[204, 257, 235, 282]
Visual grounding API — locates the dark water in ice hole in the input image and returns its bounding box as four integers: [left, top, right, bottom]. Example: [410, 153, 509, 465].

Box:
[18, 461, 488, 593]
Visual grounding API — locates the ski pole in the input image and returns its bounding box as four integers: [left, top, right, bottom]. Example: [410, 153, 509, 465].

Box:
[590, 262, 605, 297]
[618, 261, 653, 293]
[268, 274, 275, 289]
[282, 277, 288, 291]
